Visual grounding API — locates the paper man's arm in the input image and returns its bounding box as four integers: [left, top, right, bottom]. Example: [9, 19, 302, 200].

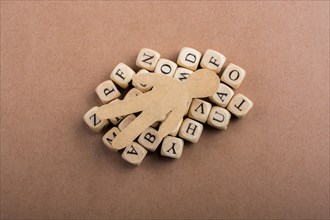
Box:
[158, 104, 186, 139]
[97, 94, 148, 119]
[132, 73, 172, 88]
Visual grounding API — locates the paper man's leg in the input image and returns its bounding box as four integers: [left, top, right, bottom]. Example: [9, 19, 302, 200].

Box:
[112, 111, 159, 150]
[158, 106, 185, 139]
[97, 94, 148, 119]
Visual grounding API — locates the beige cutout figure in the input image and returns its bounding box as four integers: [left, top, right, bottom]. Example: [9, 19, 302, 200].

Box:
[97, 69, 220, 150]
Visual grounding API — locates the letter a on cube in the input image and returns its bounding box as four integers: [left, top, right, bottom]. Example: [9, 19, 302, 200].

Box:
[122, 142, 148, 166]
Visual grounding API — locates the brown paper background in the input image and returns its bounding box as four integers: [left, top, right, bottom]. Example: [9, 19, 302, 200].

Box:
[1, 1, 329, 219]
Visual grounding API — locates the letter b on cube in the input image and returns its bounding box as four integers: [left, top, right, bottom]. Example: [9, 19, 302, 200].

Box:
[138, 127, 162, 152]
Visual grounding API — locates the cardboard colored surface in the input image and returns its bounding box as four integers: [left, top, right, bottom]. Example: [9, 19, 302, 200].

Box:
[1, 1, 329, 219]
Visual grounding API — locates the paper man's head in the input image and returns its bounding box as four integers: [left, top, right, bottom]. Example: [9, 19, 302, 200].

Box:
[183, 69, 220, 98]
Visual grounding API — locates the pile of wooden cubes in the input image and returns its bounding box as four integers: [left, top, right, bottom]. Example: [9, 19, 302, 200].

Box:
[84, 47, 253, 166]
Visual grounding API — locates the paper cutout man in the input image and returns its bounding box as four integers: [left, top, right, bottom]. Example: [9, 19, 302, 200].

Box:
[97, 69, 219, 149]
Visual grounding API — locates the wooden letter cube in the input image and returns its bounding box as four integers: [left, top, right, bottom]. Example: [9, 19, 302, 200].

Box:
[179, 118, 203, 143]
[200, 49, 226, 74]
[95, 80, 121, 104]
[207, 106, 231, 130]
[177, 47, 202, 71]
[227, 93, 253, 118]
[138, 127, 162, 152]
[110, 63, 135, 89]
[102, 127, 121, 151]
[83, 106, 109, 132]
[136, 48, 161, 71]
[154, 58, 177, 77]
[188, 99, 212, 123]
[161, 136, 184, 159]
[132, 69, 152, 92]
[173, 67, 193, 82]
[122, 142, 148, 166]
[124, 88, 143, 100]
[221, 63, 246, 89]
[118, 114, 136, 131]
[209, 83, 234, 107]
